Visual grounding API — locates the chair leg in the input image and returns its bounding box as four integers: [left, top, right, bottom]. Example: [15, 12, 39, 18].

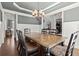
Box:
[38, 46, 46, 56]
[61, 42, 64, 46]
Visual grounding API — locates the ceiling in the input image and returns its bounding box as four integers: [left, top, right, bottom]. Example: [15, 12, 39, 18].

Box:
[16, 2, 55, 10]
[1, 2, 76, 15]
[0, 2, 77, 25]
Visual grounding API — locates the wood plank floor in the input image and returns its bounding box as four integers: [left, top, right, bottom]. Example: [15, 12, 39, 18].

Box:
[0, 37, 79, 56]
[0, 38, 18, 56]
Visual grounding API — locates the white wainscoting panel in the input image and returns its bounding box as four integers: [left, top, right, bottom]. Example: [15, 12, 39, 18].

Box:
[62, 21, 79, 48]
[17, 24, 41, 34]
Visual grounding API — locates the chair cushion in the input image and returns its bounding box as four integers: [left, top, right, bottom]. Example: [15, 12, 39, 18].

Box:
[25, 42, 39, 53]
[50, 45, 67, 56]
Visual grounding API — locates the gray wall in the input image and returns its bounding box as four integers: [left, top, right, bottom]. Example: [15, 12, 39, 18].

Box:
[64, 6, 79, 22]
[18, 15, 41, 25]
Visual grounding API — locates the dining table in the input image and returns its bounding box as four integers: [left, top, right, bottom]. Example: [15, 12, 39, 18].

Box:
[25, 32, 66, 56]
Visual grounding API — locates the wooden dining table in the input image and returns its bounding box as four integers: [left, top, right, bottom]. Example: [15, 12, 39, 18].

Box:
[25, 32, 66, 55]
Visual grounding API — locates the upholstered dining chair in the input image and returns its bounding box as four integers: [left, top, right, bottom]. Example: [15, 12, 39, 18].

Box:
[24, 28, 31, 41]
[24, 28, 31, 34]
[49, 29, 58, 35]
[16, 30, 40, 56]
[50, 31, 79, 56]
[5, 29, 12, 38]
[41, 29, 48, 34]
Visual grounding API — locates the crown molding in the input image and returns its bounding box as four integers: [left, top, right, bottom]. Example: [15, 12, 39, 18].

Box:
[2, 8, 33, 17]
[13, 2, 32, 13]
[42, 2, 60, 11]
[46, 3, 79, 16]
[13, 2, 61, 14]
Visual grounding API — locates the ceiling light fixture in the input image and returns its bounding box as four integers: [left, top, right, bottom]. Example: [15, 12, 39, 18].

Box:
[32, 2, 45, 19]
[32, 9, 45, 17]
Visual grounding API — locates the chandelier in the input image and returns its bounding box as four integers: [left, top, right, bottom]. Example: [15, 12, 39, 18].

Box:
[32, 9, 45, 17]
[32, 2, 45, 18]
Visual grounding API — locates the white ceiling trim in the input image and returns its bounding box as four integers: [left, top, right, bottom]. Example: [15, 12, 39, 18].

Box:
[42, 2, 61, 11]
[13, 2, 32, 13]
[46, 3, 79, 16]
[2, 8, 33, 17]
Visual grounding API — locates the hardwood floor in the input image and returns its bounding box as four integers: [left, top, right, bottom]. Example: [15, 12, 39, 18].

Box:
[0, 37, 79, 56]
[0, 38, 18, 56]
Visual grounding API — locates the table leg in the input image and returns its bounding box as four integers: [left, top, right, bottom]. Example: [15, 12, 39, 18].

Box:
[46, 48, 50, 56]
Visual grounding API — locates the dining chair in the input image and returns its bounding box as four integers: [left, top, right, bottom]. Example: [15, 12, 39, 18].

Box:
[24, 28, 32, 42]
[41, 29, 49, 34]
[16, 30, 27, 56]
[50, 31, 79, 56]
[24, 28, 31, 34]
[49, 29, 58, 35]
[4, 29, 13, 43]
[5, 29, 12, 38]
[16, 30, 40, 56]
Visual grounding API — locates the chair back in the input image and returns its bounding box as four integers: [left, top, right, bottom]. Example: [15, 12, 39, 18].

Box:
[65, 31, 79, 56]
[49, 29, 58, 35]
[24, 28, 31, 34]
[16, 30, 27, 56]
[41, 29, 48, 34]
[5, 29, 12, 38]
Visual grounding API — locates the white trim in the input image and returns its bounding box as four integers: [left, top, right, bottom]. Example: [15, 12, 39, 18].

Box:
[1, 11, 5, 44]
[2, 8, 33, 17]
[62, 11, 64, 36]
[16, 14, 18, 29]
[13, 2, 32, 13]
[0, 44, 1, 47]
[41, 17, 43, 29]
[46, 3, 79, 16]
[42, 2, 60, 11]
[0, 2, 3, 9]
[14, 14, 18, 38]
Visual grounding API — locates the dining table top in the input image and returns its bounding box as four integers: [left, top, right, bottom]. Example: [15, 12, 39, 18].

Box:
[25, 32, 66, 48]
